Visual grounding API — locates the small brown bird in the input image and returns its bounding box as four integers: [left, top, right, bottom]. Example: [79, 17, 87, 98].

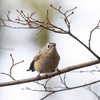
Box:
[27, 42, 60, 76]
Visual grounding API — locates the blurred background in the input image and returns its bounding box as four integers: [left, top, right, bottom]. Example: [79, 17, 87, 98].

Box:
[0, 0, 100, 100]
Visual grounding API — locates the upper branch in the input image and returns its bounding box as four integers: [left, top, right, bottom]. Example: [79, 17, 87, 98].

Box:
[0, 6, 76, 35]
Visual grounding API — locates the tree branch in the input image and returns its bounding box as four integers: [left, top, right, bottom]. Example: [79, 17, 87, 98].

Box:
[85, 85, 100, 100]
[0, 54, 24, 81]
[0, 59, 100, 87]
[23, 79, 100, 100]
[89, 20, 100, 49]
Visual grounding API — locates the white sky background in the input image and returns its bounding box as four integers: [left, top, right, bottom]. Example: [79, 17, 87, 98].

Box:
[0, 0, 100, 100]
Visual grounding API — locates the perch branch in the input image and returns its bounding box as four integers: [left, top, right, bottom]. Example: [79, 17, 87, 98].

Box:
[0, 59, 100, 87]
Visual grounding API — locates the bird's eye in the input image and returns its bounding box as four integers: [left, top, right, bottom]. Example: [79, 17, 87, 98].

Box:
[48, 45, 50, 48]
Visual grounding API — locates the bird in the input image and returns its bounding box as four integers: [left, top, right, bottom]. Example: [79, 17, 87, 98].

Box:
[27, 42, 60, 77]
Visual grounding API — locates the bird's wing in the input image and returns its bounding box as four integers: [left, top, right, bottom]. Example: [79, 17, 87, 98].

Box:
[26, 53, 41, 72]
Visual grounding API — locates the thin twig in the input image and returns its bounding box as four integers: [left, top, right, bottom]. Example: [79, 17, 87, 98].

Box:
[41, 92, 54, 100]
[69, 32, 100, 60]
[0, 72, 15, 80]
[50, 5, 100, 60]
[1, 6, 100, 60]
[71, 70, 100, 73]
[59, 74, 68, 88]
[6, 11, 11, 21]
[23, 79, 100, 100]
[89, 87, 100, 100]
[24, 86, 47, 92]
[50, 5, 76, 29]
[0, 54, 24, 81]
[86, 85, 100, 100]
[34, 78, 51, 90]
[36, 28, 44, 36]
[89, 20, 100, 49]
[44, 78, 51, 89]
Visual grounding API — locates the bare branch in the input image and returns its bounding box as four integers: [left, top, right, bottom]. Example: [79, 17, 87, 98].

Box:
[6, 11, 11, 21]
[0, 54, 24, 81]
[50, 5, 76, 31]
[89, 20, 100, 49]
[72, 70, 100, 74]
[23, 86, 47, 92]
[0, 59, 100, 87]
[0, 72, 15, 80]
[41, 92, 54, 100]
[23, 79, 100, 100]
[1, 5, 76, 34]
[36, 28, 44, 36]
[86, 85, 100, 100]
[0, 6, 100, 60]
[1, 20, 6, 26]
[59, 74, 68, 88]
[44, 78, 51, 90]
